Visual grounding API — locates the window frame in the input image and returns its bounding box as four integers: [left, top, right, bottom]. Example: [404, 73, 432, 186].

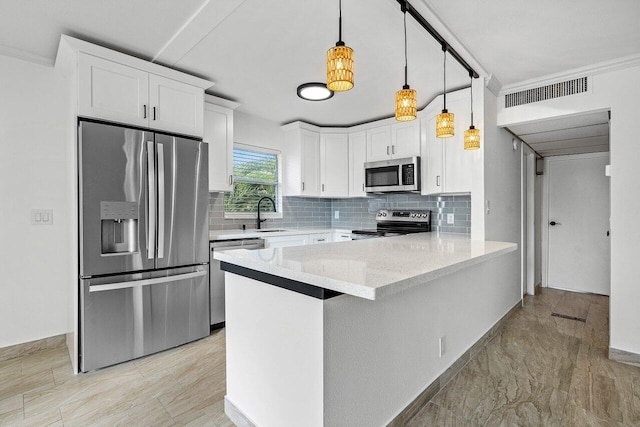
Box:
[223, 143, 283, 220]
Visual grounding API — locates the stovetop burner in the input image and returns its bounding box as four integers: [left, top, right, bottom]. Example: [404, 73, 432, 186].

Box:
[350, 209, 431, 240]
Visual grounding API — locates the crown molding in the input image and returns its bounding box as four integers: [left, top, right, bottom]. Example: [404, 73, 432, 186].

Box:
[500, 53, 640, 95]
[0, 45, 53, 68]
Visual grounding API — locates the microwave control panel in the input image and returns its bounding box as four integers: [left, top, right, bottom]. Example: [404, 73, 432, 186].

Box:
[401, 164, 415, 185]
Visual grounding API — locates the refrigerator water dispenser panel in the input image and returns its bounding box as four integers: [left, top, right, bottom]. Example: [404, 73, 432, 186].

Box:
[100, 201, 138, 254]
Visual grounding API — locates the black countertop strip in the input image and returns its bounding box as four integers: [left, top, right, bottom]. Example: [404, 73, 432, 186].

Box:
[220, 262, 342, 300]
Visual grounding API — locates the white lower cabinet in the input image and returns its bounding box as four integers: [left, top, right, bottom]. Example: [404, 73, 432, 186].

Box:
[332, 232, 352, 242]
[309, 233, 332, 244]
[264, 235, 309, 248]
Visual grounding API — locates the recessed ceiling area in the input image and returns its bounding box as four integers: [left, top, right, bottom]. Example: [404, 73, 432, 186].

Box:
[1, 0, 640, 126]
[507, 111, 610, 157]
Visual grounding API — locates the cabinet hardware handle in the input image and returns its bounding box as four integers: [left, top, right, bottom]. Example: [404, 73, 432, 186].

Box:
[387, 146, 390, 155]
[392, 145, 395, 155]
[322, 184, 325, 192]
[437, 175, 441, 187]
[229, 175, 233, 185]
[153, 107, 157, 120]
[143, 104, 147, 119]
[362, 183, 364, 192]
[302, 182, 305, 191]
[317, 238, 325, 242]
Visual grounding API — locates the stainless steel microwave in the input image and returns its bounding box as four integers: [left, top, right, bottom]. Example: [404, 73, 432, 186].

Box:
[364, 156, 421, 193]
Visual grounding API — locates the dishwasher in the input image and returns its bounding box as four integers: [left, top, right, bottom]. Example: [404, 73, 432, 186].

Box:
[210, 238, 265, 329]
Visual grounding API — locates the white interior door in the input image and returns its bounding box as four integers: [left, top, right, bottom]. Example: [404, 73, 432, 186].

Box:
[546, 153, 610, 295]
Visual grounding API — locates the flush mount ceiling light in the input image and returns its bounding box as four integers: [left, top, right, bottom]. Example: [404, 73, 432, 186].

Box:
[436, 45, 455, 138]
[464, 73, 480, 150]
[395, 2, 417, 122]
[297, 83, 334, 101]
[327, 0, 354, 92]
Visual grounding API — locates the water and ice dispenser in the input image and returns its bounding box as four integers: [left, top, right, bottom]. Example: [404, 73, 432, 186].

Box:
[100, 201, 138, 254]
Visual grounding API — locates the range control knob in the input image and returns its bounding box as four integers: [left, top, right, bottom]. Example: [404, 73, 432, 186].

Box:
[383, 212, 387, 217]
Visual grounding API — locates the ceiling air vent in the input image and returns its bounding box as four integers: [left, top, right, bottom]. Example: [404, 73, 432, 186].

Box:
[504, 77, 588, 108]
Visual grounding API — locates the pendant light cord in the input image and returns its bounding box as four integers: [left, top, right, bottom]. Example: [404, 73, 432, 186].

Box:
[442, 45, 447, 109]
[338, 0, 343, 43]
[403, 7, 408, 87]
[469, 74, 474, 126]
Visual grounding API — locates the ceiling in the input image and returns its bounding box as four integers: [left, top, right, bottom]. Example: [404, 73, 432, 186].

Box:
[2, 0, 640, 128]
[507, 111, 610, 157]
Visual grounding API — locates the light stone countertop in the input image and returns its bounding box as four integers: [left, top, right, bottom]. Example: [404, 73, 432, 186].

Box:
[209, 228, 352, 241]
[214, 232, 517, 300]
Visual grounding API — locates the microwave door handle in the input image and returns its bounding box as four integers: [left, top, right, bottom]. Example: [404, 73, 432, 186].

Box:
[146, 141, 156, 260]
[156, 143, 165, 259]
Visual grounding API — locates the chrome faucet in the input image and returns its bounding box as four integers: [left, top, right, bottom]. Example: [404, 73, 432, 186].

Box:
[256, 196, 276, 229]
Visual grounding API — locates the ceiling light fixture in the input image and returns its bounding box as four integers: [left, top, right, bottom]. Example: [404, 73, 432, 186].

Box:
[464, 73, 480, 150]
[297, 83, 334, 101]
[436, 45, 454, 138]
[327, 0, 354, 92]
[395, 2, 417, 122]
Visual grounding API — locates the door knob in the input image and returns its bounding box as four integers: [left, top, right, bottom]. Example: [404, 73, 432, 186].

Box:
[549, 221, 561, 226]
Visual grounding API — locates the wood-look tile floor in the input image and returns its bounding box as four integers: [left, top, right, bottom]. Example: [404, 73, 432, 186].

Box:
[408, 288, 640, 427]
[1, 288, 638, 426]
[0, 329, 231, 426]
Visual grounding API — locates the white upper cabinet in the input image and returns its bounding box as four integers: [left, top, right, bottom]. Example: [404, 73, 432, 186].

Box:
[366, 121, 420, 162]
[366, 126, 392, 162]
[320, 133, 349, 198]
[65, 35, 213, 138]
[284, 126, 321, 196]
[148, 74, 204, 137]
[348, 131, 366, 197]
[204, 99, 237, 193]
[79, 54, 149, 128]
[421, 90, 478, 195]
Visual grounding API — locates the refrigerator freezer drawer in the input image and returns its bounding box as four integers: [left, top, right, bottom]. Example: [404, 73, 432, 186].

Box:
[80, 265, 209, 372]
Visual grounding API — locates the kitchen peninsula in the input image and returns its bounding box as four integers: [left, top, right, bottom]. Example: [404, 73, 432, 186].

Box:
[215, 233, 518, 427]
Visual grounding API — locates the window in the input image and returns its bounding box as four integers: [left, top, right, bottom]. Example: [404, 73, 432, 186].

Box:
[224, 145, 282, 218]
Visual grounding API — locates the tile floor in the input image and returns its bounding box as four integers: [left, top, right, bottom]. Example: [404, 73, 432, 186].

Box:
[0, 288, 638, 426]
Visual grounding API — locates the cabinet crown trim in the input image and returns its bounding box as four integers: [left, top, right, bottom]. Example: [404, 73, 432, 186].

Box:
[58, 35, 214, 90]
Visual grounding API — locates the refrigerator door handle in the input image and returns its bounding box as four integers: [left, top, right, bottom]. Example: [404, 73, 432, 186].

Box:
[157, 142, 165, 259]
[147, 141, 156, 260]
[89, 270, 207, 293]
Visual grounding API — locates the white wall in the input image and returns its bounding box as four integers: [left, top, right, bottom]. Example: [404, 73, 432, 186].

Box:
[0, 55, 73, 348]
[234, 110, 285, 151]
[498, 64, 640, 355]
[483, 88, 522, 299]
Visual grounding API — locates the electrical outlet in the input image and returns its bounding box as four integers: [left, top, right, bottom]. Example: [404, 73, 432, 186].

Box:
[31, 209, 53, 225]
[447, 213, 454, 224]
[439, 336, 446, 357]
[334, 210, 339, 219]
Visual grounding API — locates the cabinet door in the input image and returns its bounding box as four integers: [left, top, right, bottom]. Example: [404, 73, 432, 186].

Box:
[422, 116, 444, 195]
[300, 130, 321, 196]
[392, 121, 420, 159]
[366, 126, 392, 162]
[204, 104, 234, 192]
[149, 74, 204, 137]
[78, 54, 149, 127]
[443, 96, 475, 193]
[309, 233, 331, 244]
[348, 131, 367, 197]
[320, 133, 349, 197]
[265, 235, 309, 248]
[332, 232, 353, 242]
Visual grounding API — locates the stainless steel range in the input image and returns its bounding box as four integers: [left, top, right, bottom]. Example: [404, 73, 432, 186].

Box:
[350, 209, 432, 240]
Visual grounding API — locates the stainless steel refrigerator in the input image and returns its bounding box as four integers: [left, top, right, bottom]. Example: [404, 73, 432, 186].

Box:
[78, 120, 209, 372]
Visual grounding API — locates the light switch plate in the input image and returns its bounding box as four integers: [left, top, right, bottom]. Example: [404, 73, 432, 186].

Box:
[334, 210, 339, 219]
[447, 213, 454, 224]
[31, 209, 53, 225]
